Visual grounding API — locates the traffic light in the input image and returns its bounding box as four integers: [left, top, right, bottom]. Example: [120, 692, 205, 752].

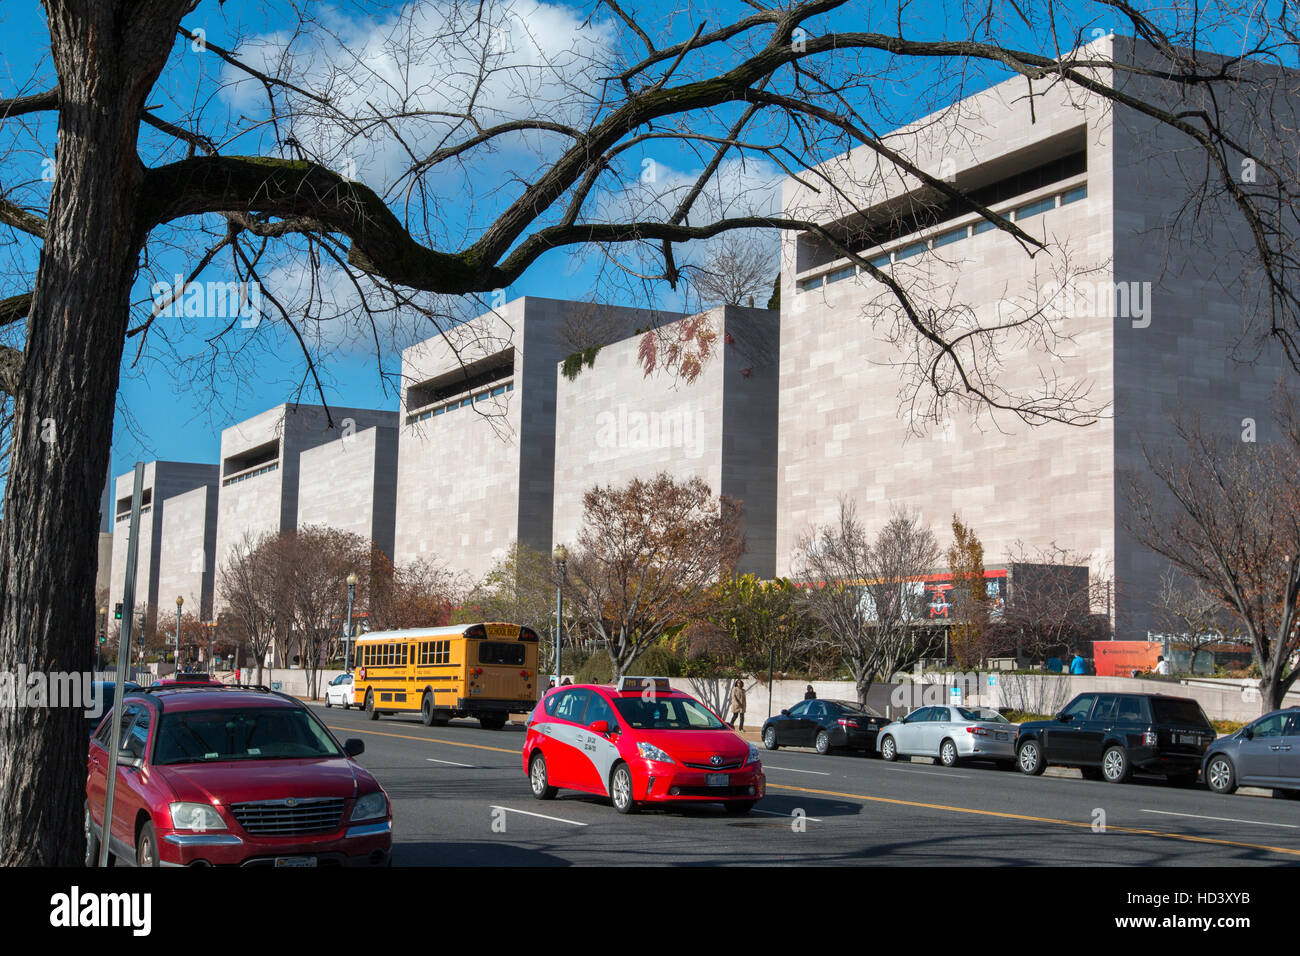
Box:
[114, 603, 123, 621]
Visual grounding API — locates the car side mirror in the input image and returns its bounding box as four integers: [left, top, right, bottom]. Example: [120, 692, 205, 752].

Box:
[1240, 726, 1253, 740]
[344, 738, 365, 758]
[116, 752, 143, 769]
[589, 720, 610, 735]
[1057, 713, 1073, 723]
[780, 709, 790, 716]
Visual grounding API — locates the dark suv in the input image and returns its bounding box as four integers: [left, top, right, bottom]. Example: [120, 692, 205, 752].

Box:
[1015, 692, 1215, 785]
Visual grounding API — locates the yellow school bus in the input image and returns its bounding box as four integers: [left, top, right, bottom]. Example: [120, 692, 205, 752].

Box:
[351, 622, 539, 729]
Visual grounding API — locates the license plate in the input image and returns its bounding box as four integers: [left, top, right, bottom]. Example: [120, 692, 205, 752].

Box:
[1178, 734, 1199, 745]
[274, 856, 317, 868]
[996, 732, 1008, 740]
[706, 773, 729, 787]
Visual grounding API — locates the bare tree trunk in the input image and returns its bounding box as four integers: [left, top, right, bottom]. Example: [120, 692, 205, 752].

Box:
[0, 0, 187, 865]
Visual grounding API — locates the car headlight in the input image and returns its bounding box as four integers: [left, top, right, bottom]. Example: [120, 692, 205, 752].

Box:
[350, 791, 389, 822]
[169, 802, 227, 832]
[637, 741, 675, 763]
[746, 743, 760, 765]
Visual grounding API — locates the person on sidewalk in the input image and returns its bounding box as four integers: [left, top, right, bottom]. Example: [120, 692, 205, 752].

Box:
[1069, 651, 1088, 675]
[804, 684, 817, 700]
[728, 679, 747, 731]
[1156, 655, 1171, 676]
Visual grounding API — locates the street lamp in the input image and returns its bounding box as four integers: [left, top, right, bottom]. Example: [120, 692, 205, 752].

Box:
[175, 596, 184, 672]
[346, 572, 358, 671]
[552, 545, 568, 685]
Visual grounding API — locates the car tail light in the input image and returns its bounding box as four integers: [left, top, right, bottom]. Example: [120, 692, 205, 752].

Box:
[837, 718, 859, 728]
[966, 726, 989, 736]
[520, 669, 530, 678]
[1144, 726, 1158, 747]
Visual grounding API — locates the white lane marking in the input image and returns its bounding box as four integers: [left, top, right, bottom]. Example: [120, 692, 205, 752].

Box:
[764, 766, 831, 776]
[426, 757, 475, 768]
[887, 766, 971, 779]
[489, 805, 588, 827]
[1140, 809, 1299, 830]
[751, 808, 823, 822]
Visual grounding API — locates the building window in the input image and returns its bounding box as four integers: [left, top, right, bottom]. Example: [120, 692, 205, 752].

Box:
[826, 264, 856, 284]
[932, 226, 966, 249]
[896, 240, 927, 260]
[1014, 196, 1057, 221]
[1060, 184, 1087, 206]
[973, 217, 998, 234]
[797, 276, 824, 293]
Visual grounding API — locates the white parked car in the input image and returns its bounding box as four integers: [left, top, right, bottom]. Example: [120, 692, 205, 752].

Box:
[876, 704, 1019, 768]
[324, 672, 355, 709]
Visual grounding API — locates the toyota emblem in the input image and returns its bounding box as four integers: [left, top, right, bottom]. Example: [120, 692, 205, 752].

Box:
[709, 755, 723, 766]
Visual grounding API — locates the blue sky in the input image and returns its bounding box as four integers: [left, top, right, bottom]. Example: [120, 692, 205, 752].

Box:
[0, 0, 1271, 497]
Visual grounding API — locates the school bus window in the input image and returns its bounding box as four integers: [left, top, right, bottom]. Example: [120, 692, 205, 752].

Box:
[479, 642, 525, 666]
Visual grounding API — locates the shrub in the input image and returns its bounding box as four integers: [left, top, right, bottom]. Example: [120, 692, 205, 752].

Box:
[572, 645, 684, 684]
[574, 654, 613, 685]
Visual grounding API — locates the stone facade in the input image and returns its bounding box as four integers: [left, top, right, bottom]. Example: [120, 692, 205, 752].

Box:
[297, 423, 400, 557]
[394, 296, 683, 582]
[109, 462, 218, 620]
[552, 305, 780, 576]
[775, 35, 1290, 637]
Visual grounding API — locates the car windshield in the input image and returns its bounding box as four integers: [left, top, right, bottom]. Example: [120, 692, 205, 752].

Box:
[153, 707, 343, 764]
[613, 696, 727, 730]
[956, 707, 1009, 723]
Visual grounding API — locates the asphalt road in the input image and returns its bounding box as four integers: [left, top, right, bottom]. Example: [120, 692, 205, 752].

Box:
[314, 703, 1300, 866]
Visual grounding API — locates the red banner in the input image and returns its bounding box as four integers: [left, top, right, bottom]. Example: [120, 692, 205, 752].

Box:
[1092, 640, 1161, 677]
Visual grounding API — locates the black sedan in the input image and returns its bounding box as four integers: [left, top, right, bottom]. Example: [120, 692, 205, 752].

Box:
[761, 699, 890, 755]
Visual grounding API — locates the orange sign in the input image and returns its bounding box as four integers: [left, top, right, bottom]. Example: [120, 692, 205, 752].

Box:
[1092, 641, 1162, 677]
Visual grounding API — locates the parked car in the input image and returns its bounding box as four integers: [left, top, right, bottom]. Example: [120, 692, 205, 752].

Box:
[324, 673, 354, 709]
[86, 681, 139, 737]
[1015, 692, 1215, 784]
[523, 676, 765, 814]
[877, 705, 1019, 768]
[85, 684, 391, 866]
[1203, 707, 1300, 798]
[761, 698, 890, 755]
[157, 672, 222, 687]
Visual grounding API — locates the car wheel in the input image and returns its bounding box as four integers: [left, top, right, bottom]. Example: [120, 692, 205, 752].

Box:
[725, 801, 754, 815]
[136, 820, 160, 868]
[529, 752, 557, 800]
[1080, 766, 1104, 781]
[1017, 739, 1046, 775]
[421, 692, 435, 727]
[610, 763, 638, 814]
[365, 689, 379, 720]
[939, 738, 959, 768]
[815, 730, 831, 755]
[880, 735, 898, 762]
[1101, 745, 1132, 784]
[325, 697, 333, 708]
[762, 726, 779, 751]
[1206, 754, 1237, 794]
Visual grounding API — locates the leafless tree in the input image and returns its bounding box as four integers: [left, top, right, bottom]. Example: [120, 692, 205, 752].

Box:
[216, 532, 280, 685]
[1153, 566, 1246, 671]
[996, 540, 1112, 662]
[565, 473, 744, 679]
[1127, 406, 1300, 714]
[689, 234, 775, 308]
[8, 0, 1300, 865]
[795, 500, 940, 704]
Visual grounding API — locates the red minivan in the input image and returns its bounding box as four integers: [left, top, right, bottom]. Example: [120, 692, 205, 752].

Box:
[86, 685, 392, 867]
[522, 677, 765, 814]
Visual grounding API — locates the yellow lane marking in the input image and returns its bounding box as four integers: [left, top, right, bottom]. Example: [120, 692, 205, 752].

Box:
[328, 725, 520, 756]
[768, 783, 1300, 858]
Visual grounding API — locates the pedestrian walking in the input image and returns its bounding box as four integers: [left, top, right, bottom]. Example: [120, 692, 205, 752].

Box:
[1156, 655, 1171, 676]
[804, 684, 817, 700]
[728, 679, 747, 730]
[1069, 651, 1088, 675]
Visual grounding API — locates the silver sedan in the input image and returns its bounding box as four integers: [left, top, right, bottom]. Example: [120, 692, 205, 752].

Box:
[876, 705, 1020, 768]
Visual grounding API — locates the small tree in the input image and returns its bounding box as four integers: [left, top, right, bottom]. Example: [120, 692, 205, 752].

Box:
[1152, 567, 1246, 672]
[690, 234, 775, 308]
[455, 543, 561, 670]
[948, 515, 990, 668]
[369, 552, 463, 632]
[566, 474, 744, 680]
[1127, 403, 1300, 714]
[217, 532, 280, 684]
[999, 541, 1110, 662]
[796, 500, 940, 705]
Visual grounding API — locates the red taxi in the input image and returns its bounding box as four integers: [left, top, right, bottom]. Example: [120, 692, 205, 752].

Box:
[522, 677, 765, 814]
